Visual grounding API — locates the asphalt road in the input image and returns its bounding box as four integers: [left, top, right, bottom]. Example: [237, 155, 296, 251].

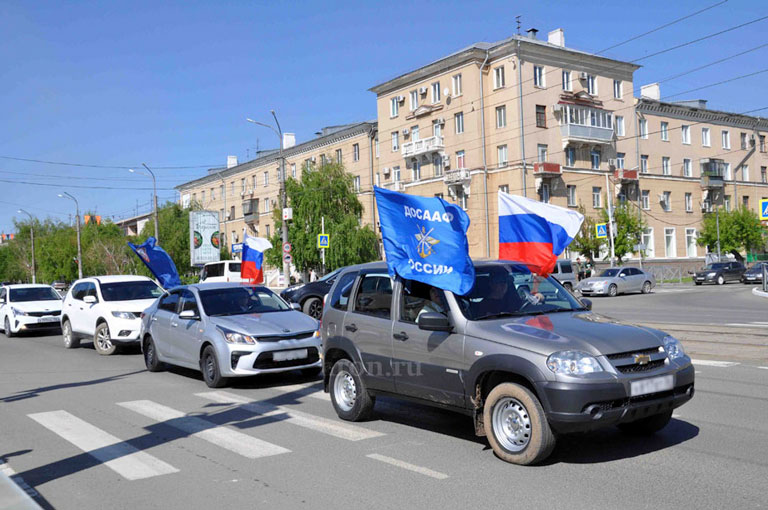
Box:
[1, 325, 767, 510]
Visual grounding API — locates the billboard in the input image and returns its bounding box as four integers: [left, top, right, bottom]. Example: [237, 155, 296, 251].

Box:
[189, 210, 221, 266]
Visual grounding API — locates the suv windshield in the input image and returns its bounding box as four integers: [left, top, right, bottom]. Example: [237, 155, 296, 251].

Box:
[599, 269, 621, 277]
[455, 264, 585, 321]
[100, 281, 163, 301]
[704, 263, 727, 270]
[319, 268, 341, 282]
[9, 287, 61, 302]
[200, 286, 289, 316]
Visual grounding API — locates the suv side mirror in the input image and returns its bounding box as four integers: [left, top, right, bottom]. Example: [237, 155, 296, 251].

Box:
[580, 298, 593, 311]
[290, 302, 301, 311]
[83, 295, 97, 304]
[418, 312, 453, 332]
[179, 309, 199, 320]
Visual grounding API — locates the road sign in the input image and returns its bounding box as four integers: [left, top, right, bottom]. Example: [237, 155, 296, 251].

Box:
[231, 243, 243, 254]
[282, 207, 293, 221]
[317, 234, 330, 249]
[634, 243, 647, 252]
[283, 253, 292, 263]
[283, 242, 292, 253]
[760, 198, 768, 220]
[595, 223, 608, 239]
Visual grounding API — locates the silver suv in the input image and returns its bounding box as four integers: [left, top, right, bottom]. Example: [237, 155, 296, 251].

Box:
[321, 261, 694, 465]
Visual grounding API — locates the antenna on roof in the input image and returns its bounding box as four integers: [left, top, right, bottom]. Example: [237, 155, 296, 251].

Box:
[516, 15, 521, 35]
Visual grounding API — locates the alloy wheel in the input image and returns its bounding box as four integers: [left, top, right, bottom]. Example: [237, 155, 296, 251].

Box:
[96, 328, 112, 351]
[308, 300, 322, 319]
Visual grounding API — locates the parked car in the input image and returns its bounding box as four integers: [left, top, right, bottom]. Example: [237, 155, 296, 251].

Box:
[200, 261, 243, 283]
[321, 261, 693, 465]
[140, 283, 321, 388]
[551, 259, 577, 290]
[693, 261, 746, 285]
[61, 275, 164, 355]
[0, 284, 63, 337]
[576, 267, 656, 297]
[741, 262, 767, 284]
[51, 280, 69, 292]
[280, 268, 342, 319]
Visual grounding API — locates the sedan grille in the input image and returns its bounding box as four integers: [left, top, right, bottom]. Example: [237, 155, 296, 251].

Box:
[257, 332, 314, 343]
[25, 310, 61, 317]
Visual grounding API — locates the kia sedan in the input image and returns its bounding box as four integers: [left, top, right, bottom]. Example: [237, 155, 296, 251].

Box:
[140, 283, 321, 387]
[1, 284, 63, 337]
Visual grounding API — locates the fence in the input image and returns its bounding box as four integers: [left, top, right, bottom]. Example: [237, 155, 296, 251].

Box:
[644, 265, 686, 284]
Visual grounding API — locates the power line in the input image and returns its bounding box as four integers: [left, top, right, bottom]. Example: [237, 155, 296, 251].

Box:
[0, 178, 177, 191]
[0, 156, 218, 170]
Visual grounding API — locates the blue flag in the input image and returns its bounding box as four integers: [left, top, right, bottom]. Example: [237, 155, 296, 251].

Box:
[128, 237, 182, 289]
[374, 186, 474, 295]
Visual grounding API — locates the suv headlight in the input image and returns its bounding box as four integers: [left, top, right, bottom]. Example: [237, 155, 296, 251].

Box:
[547, 350, 603, 375]
[663, 335, 685, 360]
[218, 327, 257, 345]
[111, 311, 136, 319]
[11, 307, 28, 316]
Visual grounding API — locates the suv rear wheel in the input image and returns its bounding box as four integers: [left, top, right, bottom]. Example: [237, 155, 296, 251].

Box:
[329, 358, 375, 421]
[483, 382, 555, 465]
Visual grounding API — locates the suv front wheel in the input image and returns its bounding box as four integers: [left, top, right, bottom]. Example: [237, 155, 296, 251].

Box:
[94, 323, 117, 355]
[329, 358, 375, 421]
[483, 383, 555, 465]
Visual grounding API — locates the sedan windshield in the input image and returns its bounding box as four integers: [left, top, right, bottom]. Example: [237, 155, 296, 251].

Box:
[100, 281, 163, 301]
[455, 264, 585, 321]
[9, 287, 61, 302]
[599, 269, 621, 277]
[200, 286, 290, 316]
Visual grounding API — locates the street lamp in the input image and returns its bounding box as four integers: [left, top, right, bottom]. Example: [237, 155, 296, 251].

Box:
[129, 163, 159, 242]
[247, 112, 290, 283]
[58, 192, 83, 279]
[17, 209, 36, 283]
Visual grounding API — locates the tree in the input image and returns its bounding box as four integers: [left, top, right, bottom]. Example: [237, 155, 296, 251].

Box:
[697, 206, 766, 262]
[570, 205, 603, 263]
[600, 201, 645, 264]
[265, 161, 379, 274]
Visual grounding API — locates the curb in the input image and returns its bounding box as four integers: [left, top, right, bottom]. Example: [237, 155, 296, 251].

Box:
[752, 287, 768, 299]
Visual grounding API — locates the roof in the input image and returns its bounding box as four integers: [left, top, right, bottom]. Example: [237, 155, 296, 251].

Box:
[187, 282, 270, 291]
[637, 98, 768, 130]
[77, 275, 154, 284]
[2, 284, 56, 289]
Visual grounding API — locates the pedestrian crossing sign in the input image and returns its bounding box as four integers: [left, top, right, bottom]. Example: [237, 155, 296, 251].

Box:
[317, 234, 330, 249]
[760, 198, 768, 220]
[595, 223, 608, 239]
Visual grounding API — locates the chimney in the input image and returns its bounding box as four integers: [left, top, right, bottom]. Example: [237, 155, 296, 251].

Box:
[526, 28, 538, 39]
[227, 155, 238, 168]
[283, 133, 296, 149]
[547, 28, 564, 47]
[640, 83, 661, 100]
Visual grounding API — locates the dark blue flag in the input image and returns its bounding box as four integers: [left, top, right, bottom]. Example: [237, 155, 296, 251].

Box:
[128, 237, 182, 289]
[374, 186, 474, 295]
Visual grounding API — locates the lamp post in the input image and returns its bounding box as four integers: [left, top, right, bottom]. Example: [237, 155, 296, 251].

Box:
[129, 164, 159, 242]
[58, 192, 83, 279]
[17, 209, 35, 283]
[247, 112, 289, 284]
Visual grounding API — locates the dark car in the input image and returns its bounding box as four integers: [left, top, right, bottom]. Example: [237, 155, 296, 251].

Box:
[280, 268, 342, 319]
[742, 262, 768, 284]
[693, 261, 746, 285]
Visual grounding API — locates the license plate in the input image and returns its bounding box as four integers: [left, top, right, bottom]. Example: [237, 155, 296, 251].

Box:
[630, 374, 674, 397]
[37, 317, 59, 323]
[273, 349, 308, 362]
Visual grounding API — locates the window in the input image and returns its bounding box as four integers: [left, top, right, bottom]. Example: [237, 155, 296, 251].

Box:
[541, 183, 550, 203]
[662, 191, 671, 212]
[497, 145, 508, 168]
[411, 159, 421, 181]
[613, 79, 622, 99]
[179, 290, 199, 315]
[681, 125, 690, 145]
[391, 131, 399, 151]
[662, 157, 671, 175]
[683, 158, 692, 177]
[685, 192, 693, 212]
[201, 190, 206, 204]
[724, 162, 732, 180]
[433, 154, 443, 176]
[586, 74, 597, 95]
[263, 171, 269, 186]
[762, 166, 767, 183]
[375, 173, 381, 186]
[741, 132, 748, 150]
[742, 165, 749, 181]
[495, 105, 506, 128]
[219, 208, 224, 222]
[219, 184, 224, 200]
[590, 149, 601, 170]
[291, 163, 297, 178]
[724, 195, 731, 212]
[686, 229, 697, 258]
[353, 143, 360, 161]
[616, 152, 625, 169]
[615, 116, 625, 136]
[393, 166, 401, 182]
[411, 125, 419, 141]
[562, 70, 571, 91]
[336, 149, 343, 163]
[535, 105, 546, 128]
[592, 186, 601, 208]
[433, 120, 442, 137]
[664, 228, 676, 258]
[320, 154, 327, 167]
[743, 195, 749, 208]
[537, 144, 548, 162]
[390, 97, 399, 117]
[641, 190, 650, 210]
[567, 185, 577, 206]
[158, 292, 180, 313]
[640, 154, 649, 173]
[702, 128, 711, 147]
[210, 187, 215, 201]
[399, 280, 448, 324]
[661, 122, 669, 141]
[565, 147, 576, 167]
[533, 65, 544, 87]
[722, 130, 730, 149]
[409, 90, 418, 110]
[454, 112, 464, 134]
[495, 185, 508, 196]
[231, 230, 237, 244]
[230, 205, 235, 219]
[456, 150, 465, 168]
[494, 66, 506, 88]
[431, 81, 441, 103]
[230, 181, 235, 196]
[639, 119, 648, 139]
[642, 228, 655, 258]
[458, 190, 468, 210]
[760, 135, 766, 152]
[330, 271, 358, 311]
[263, 198, 270, 213]
[452, 74, 462, 96]
[353, 176, 361, 192]
[265, 224, 270, 237]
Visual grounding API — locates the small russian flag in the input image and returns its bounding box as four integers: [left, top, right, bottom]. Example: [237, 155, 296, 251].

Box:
[241, 231, 272, 284]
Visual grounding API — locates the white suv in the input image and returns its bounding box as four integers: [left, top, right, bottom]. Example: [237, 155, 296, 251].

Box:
[61, 275, 164, 355]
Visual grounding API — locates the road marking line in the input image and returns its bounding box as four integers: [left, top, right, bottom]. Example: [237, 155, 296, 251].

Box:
[725, 323, 768, 328]
[758, 366, 768, 370]
[366, 454, 448, 480]
[691, 359, 740, 367]
[197, 391, 383, 441]
[695, 371, 702, 374]
[117, 400, 290, 459]
[28, 410, 178, 481]
[270, 383, 330, 401]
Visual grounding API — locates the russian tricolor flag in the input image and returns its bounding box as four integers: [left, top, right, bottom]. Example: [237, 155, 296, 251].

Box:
[241, 231, 272, 284]
[498, 191, 584, 275]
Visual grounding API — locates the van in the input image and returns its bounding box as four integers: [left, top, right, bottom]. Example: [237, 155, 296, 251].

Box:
[552, 259, 577, 290]
[200, 261, 243, 283]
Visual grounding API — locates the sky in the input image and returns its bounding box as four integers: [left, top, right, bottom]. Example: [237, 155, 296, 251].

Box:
[1, 0, 766, 233]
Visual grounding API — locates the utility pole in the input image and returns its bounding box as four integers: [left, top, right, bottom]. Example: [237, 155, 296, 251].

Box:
[715, 204, 722, 260]
[130, 165, 159, 242]
[605, 173, 616, 267]
[18, 209, 35, 283]
[59, 192, 83, 279]
[516, 24, 527, 198]
[321, 216, 326, 275]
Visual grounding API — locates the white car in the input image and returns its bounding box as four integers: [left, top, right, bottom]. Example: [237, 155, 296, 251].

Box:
[199, 261, 243, 283]
[61, 275, 164, 355]
[0, 284, 63, 337]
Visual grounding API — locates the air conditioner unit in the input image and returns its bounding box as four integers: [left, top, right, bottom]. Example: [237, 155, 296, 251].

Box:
[657, 193, 666, 203]
[382, 167, 390, 175]
[579, 72, 588, 80]
[419, 86, 427, 95]
[608, 158, 617, 168]
[552, 104, 564, 113]
[311, 156, 316, 163]
[396, 95, 405, 103]
[435, 117, 446, 125]
[402, 128, 410, 136]
[240, 190, 246, 197]
[442, 155, 451, 167]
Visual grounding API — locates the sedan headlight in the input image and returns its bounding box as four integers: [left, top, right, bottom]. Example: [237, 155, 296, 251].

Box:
[663, 335, 686, 360]
[11, 307, 28, 316]
[593, 281, 607, 287]
[707, 272, 717, 277]
[547, 350, 603, 375]
[111, 311, 137, 319]
[218, 327, 257, 345]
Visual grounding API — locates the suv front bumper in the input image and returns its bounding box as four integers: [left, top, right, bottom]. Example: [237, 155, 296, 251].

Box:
[536, 364, 695, 433]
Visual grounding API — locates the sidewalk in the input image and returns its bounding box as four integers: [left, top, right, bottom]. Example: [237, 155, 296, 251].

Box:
[0, 462, 41, 510]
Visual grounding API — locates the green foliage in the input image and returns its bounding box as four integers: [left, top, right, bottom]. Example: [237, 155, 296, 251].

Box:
[265, 161, 379, 272]
[697, 206, 766, 259]
[570, 205, 603, 263]
[600, 201, 645, 264]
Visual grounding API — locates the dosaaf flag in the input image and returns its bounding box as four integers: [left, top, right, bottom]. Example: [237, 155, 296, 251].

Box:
[374, 186, 474, 295]
[241, 231, 272, 284]
[128, 237, 182, 289]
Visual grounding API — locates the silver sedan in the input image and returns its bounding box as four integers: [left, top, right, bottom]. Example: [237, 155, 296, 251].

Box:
[140, 283, 321, 387]
[576, 267, 656, 297]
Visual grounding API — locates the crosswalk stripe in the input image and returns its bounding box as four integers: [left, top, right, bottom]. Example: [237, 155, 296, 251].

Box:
[366, 454, 448, 480]
[28, 410, 178, 481]
[197, 391, 383, 441]
[117, 400, 290, 459]
[270, 383, 330, 401]
[692, 359, 740, 367]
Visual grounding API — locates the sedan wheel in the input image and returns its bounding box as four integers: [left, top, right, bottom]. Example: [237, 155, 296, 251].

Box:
[94, 323, 117, 355]
[144, 337, 164, 372]
[641, 281, 652, 294]
[717, 275, 725, 285]
[201, 345, 227, 388]
[608, 284, 618, 297]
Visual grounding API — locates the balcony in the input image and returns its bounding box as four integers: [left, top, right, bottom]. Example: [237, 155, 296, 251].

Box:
[444, 168, 471, 198]
[402, 135, 444, 158]
[533, 162, 561, 176]
[614, 168, 638, 181]
[560, 123, 614, 144]
[700, 159, 725, 189]
[242, 199, 260, 224]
